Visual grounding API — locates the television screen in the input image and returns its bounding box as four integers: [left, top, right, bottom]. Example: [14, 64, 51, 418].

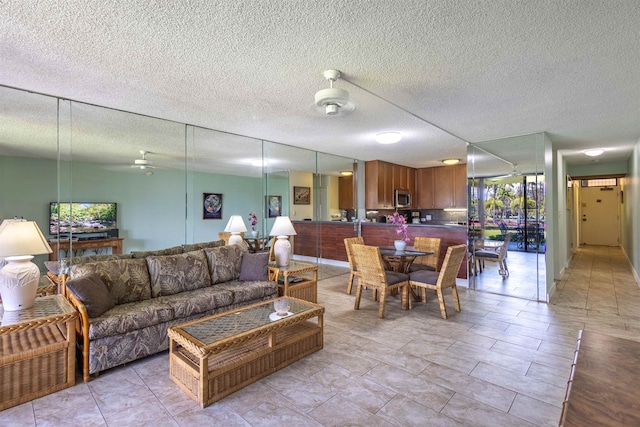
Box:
[50, 202, 117, 235]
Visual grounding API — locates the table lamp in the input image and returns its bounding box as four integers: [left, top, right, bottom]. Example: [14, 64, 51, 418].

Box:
[224, 215, 247, 246]
[268, 216, 297, 266]
[0, 219, 53, 311]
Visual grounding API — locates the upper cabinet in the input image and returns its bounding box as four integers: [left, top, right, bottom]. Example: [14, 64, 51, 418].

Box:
[338, 175, 354, 209]
[365, 160, 416, 209]
[417, 164, 467, 209]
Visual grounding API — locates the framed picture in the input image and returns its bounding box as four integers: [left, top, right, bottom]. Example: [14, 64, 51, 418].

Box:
[266, 195, 282, 218]
[293, 186, 311, 205]
[203, 193, 222, 219]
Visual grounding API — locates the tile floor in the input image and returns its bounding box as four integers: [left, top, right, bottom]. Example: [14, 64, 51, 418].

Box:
[2, 246, 639, 426]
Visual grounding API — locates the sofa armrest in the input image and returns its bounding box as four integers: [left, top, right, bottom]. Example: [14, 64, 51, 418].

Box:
[63, 284, 91, 383]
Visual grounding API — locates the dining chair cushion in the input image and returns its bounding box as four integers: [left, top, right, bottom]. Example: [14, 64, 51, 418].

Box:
[475, 250, 499, 259]
[409, 270, 440, 285]
[409, 263, 436, 273]
[385, 271, 410, 286]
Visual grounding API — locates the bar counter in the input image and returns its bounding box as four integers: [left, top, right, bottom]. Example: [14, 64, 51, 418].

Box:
[292, 221, 468, 278]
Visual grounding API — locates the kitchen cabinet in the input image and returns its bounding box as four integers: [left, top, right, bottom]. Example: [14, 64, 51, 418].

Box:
[433, 164, 467, 209]
[416, 164, 466, 209]
[366, 161, 417, 209]
[338, 175, 354, 209]
[416, 167, 434, 208]
[365, 160, 394, 208]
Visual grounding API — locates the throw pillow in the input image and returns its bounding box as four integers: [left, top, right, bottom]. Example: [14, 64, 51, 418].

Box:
[65, 273, 116, 318]
[239, 252, 270, 281]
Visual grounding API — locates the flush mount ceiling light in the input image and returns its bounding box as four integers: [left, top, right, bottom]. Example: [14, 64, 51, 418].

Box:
[442, 158, 460, 165]
[315, 70, 350, 116]
[251, 159, 268, 167]
[375, 132, 402, 144]
[584, 149, 604, 157]
[340, 171, 353, 176]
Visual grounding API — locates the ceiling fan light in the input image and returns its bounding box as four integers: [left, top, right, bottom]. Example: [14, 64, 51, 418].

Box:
[376, 132, 402, 144]
[442, 158, 460, 165]
[584, 149, 604, 157]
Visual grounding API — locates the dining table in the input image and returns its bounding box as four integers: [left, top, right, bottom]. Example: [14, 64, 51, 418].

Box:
[379, 246, 432, 303]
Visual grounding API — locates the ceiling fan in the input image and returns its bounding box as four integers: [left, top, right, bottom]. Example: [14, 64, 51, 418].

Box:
[131, 150, 158, 170]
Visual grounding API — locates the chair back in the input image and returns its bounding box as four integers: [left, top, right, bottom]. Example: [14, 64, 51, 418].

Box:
[344, 236, 364, 273]
[436, 244, 467, 290]
[351, 244, 387, 289]
[413, 237, 441, 270]
[497, 233, 512, 260]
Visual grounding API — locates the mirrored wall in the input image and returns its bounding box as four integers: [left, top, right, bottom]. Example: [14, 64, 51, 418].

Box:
[0, 86, 356, 269]
[467, 133, 547, 301]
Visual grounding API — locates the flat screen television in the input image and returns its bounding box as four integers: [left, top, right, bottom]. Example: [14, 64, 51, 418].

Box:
[50, 202, 117, 235]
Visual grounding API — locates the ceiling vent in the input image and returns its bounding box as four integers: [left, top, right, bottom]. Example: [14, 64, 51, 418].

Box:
[315, 70, 351, 116]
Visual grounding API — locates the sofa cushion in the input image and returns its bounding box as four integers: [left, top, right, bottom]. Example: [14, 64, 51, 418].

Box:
[159, 286, 234, 318]
[204, 245, 245, 284]
[131, 245, 184, 259]
[71, 259, 152, 305]
[65, 273, 116, 318]
[88, 298, 175, 340]
[182, 239, 225, 253]
[146, 250, 211, 297]
[215, 280, 278, 305]
[239, 252, 269, 281]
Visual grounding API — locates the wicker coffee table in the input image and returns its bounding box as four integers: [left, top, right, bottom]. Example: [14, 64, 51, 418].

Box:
[168, 297, 324, 407]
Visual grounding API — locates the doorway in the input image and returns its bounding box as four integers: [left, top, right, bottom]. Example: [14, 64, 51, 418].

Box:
[579, 182, 620, 247]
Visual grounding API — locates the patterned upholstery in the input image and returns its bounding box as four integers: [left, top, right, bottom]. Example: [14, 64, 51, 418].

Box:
[214, 280, 279, 305]
[182, 239, 225, 253]
[88, 298, 174, 340]
[131, 245, 184, 259]
[204, 245, 245, 284]
[71, 259, 152, 305]
[158, 287, 234, 318]
[146, 249, 211, 297]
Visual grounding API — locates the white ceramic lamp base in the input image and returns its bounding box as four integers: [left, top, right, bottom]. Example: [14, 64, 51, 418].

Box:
[273, 236, 291, 267]
[0, 255, 40, 311]
[228, 233, 244, 246]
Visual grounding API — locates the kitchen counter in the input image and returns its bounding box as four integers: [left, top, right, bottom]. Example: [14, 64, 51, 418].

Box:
[292, 221, 468, 277]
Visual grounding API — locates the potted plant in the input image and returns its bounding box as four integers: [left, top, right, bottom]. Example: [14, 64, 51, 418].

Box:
[248, 212, 258, 237]
[387, 212, 409, 251]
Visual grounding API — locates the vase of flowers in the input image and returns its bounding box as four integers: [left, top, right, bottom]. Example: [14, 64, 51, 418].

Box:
[248, 212, 258, 237]
[387, 212, 409, 251]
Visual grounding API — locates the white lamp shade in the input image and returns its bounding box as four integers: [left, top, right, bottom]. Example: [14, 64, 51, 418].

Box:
[224, 215, 247, 233]
[0, 219, 52, 257]
[269, 216, 297, 237]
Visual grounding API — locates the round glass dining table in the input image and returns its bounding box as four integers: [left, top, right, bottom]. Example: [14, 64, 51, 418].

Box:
[378, 246, 432, 274]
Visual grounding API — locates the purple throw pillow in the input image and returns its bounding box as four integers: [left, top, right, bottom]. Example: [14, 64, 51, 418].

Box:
[239, 252, 270, 281]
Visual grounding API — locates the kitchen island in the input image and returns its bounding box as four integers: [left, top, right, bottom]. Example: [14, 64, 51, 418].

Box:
[292, 221, 468, 278]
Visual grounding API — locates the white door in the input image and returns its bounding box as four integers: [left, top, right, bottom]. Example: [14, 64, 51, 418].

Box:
[579, 186, 619, 246]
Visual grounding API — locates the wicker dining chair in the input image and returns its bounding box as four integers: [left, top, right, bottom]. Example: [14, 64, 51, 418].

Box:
[410, 237, 441, 272]
[408, 244, 467, 319]
[475, 233, 512, 278]
[351, 244, 410, 318]
[343, 236, 364, 294]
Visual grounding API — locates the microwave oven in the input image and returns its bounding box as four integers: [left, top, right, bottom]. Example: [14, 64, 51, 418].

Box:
[394, 189, 412, 208]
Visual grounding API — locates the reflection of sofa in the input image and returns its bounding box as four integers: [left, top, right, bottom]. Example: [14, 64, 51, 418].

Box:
[63, 243, 277, 382]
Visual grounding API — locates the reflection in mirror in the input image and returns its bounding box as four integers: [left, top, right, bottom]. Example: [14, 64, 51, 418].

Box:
[0, 87, 59, 268]
[65, 102, 187, 255]
[467, 133, 546, 301]
[186, 126, 264, 241]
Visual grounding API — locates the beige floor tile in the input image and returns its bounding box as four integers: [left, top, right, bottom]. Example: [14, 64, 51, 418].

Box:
[377, 395, 465, 427]
[441, 393, 538, 427]
[509, 393, 563, 427]
[309, 395, 395, 426]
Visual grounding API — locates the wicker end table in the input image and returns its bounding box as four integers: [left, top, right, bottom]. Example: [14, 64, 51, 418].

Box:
[0, 295, 78, 411]
[168, 297, 324, 408]
[268, 261, 318, 303]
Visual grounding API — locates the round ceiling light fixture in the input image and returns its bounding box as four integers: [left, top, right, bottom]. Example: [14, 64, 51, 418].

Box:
[584, 149, 604, 157]
[376, 132, 402, 144]
[442, 158, 460, 165]
[340, 171, 353, 176]
[315, 70, 350, 116]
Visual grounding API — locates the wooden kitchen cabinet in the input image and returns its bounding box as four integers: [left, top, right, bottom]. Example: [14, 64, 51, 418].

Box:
[433, 164, 467, 209]
[416, 167, 434, 208]
[338, 175, 354, 209]
[365, 160, 394, 208]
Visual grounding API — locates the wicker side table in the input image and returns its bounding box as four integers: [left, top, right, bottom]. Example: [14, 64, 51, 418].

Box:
[0, 295, 77, 411]
[268, 261, 318, 303]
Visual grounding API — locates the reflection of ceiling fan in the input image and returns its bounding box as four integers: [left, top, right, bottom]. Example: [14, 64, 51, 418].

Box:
[490, 165, 523, 181]
[132, 150, 158, 170]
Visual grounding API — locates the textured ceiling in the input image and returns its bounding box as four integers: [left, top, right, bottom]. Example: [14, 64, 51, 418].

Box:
[0, 0, 639, 174]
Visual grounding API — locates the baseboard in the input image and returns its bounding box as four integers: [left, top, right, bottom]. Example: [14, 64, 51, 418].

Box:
[620, 245, 640, 289]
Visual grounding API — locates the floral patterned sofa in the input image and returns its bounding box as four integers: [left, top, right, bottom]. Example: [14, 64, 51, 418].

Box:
[62, 243, 276, 382]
